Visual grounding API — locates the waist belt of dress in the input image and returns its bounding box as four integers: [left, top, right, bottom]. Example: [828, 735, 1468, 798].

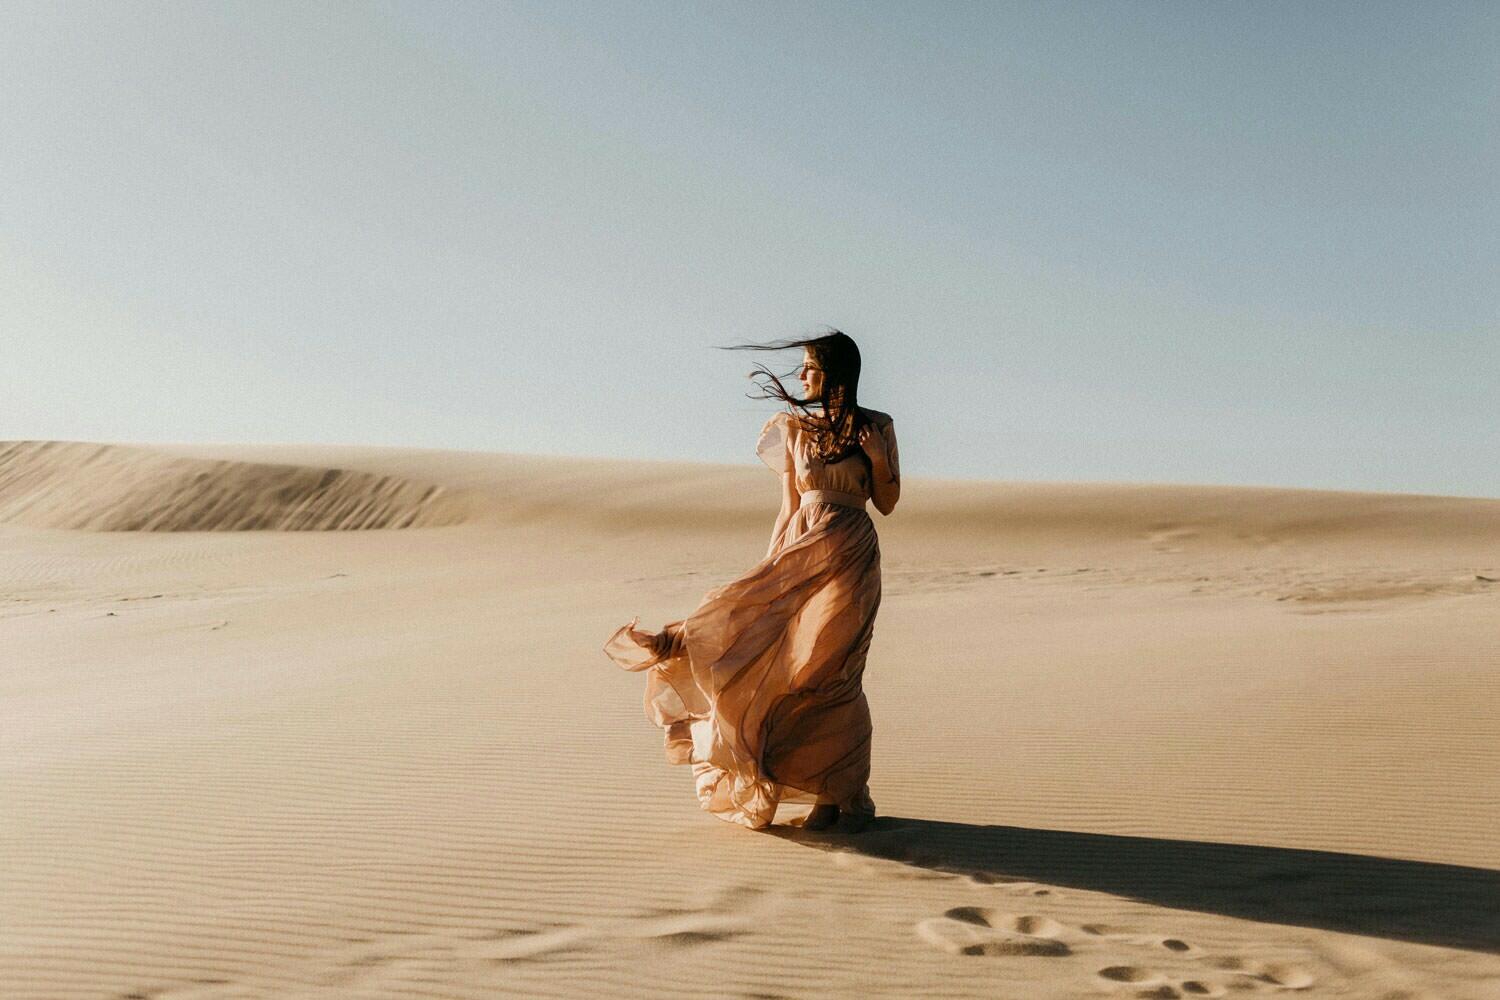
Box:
[799, 489, 867, 510]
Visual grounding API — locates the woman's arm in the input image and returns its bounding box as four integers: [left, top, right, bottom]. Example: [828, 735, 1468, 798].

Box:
[767, 471, 800, 558]
[860, 420, 900, 516]
[868, 450, 900, 516]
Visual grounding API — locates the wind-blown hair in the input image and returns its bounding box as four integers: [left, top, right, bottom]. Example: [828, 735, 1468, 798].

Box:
[718, 328, 868, 464]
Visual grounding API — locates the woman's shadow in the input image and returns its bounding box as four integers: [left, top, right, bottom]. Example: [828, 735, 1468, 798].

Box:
[767, 816, 1500, 954]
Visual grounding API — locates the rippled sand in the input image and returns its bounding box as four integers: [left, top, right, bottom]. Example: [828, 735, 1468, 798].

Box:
[3, 440, 1498, 999]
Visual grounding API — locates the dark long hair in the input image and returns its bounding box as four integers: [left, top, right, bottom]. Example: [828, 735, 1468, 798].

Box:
[718, 328, 868, 464]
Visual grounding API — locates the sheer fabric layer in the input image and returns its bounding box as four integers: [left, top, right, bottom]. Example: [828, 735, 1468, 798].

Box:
[602, 407, 895, 830]
[603, 501, 880, 828]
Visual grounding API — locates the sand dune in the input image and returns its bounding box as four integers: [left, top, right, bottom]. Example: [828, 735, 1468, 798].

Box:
[0, 441, 476, 531]
[2, 440, 1498, 999]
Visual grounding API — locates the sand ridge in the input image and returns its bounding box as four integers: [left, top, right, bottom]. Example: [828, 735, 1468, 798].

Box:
[0, 441, 477, 531]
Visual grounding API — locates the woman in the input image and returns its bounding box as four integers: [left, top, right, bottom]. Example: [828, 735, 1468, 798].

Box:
[602, 329, 900, 833]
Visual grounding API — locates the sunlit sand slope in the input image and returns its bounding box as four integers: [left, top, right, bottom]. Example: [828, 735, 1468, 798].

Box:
[2, 440, 1498, 1000]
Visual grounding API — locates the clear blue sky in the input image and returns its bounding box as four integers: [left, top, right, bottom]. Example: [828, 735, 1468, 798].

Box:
[3, 1, 1496, 496]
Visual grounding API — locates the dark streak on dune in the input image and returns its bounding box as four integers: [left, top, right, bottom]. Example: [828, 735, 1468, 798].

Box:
[0, 441, 473, 531]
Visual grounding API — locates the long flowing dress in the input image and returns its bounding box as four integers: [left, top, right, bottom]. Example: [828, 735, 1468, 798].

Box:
[602, 406, 899, 830]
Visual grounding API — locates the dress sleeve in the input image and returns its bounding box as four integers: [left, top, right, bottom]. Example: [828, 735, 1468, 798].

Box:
[755, 412, 793, 474]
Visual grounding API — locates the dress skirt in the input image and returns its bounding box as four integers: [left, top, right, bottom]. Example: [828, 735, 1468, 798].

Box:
[603, 490, 880, 830]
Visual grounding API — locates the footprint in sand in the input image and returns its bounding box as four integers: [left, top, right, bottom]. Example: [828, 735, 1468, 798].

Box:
[918, 907, 1198, 961]
[1098, 964, 1229, 997]
[1095, 959, 1316, 997]
[915, 906, 1073, 957]
[1207, 956, 1317, 990]
[918, 905, 1319, 995]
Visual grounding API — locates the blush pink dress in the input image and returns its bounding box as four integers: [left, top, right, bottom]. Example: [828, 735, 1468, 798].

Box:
[603, 407, 899, 830]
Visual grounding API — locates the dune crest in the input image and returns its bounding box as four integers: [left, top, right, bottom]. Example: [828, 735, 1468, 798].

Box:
[0, 440, 473, 531]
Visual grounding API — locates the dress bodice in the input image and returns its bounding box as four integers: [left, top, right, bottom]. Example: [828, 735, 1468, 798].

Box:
[755, 407, 899, 499]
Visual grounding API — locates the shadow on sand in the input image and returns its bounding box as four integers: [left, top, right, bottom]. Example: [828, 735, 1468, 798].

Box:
[766, 816, 1500, 954]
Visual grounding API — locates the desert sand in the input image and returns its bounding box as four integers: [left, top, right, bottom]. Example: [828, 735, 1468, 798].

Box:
[2, 438, 1498, 999]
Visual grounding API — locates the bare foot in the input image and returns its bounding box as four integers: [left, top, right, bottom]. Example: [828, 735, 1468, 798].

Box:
[802, 803, 839, 830]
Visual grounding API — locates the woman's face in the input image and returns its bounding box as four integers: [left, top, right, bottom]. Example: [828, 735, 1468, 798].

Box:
[799, 349, 825, 404]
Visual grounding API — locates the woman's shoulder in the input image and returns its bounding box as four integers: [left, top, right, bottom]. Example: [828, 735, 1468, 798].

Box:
[763, 409, 798, 431]
[858, 406, 894, 427]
